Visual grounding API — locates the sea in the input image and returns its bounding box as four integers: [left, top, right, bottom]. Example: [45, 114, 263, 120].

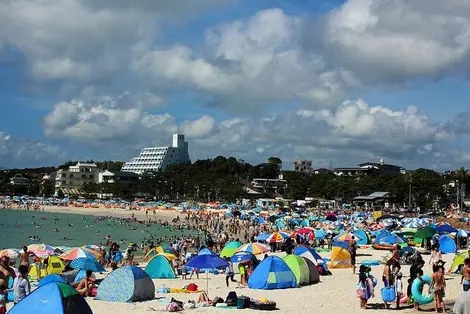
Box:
[0, 209, 200, 250]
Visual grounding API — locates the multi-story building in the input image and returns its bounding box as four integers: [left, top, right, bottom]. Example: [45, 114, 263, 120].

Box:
[98, 170, 139, 184]
[358, 159, 405, 175]
[55, 162, 100, 194]
[9, 175, 29, 185]
[293, 160, 313, 173]
[121, 134, 190, 174]
[333, 159, 405, 176]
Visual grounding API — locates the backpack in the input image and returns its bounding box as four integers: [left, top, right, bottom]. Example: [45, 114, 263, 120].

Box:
[225, 291, 238, 306]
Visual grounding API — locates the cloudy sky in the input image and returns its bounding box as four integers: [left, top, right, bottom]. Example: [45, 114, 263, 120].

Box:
[1, 0, 470, 170]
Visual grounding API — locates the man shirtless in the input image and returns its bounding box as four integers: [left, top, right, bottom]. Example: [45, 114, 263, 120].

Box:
[0, 256, 16, 289]
[461, 258, 470, 291]
[19, 246, 29, 268]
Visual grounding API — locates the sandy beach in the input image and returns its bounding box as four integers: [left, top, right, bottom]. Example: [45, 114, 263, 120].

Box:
[74, 248, 461, 314]
[3, 205, 464, 313]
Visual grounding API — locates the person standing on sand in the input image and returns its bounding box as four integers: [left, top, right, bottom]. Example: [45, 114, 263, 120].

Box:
[12, 265, 30, 304]
[430, 246, 442, 266]
[224, 257, 237, 287]
[349, 236, 357, 274]
[430, 264, 446, 314]
[461, 258, 470, 291]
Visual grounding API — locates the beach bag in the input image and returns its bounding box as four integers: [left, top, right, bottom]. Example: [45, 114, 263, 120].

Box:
[225, 291, 238, 306]
[187, 283, 198, 291]
[381, 286, 396, 302]
[356, 283, 366, 299]
[237, 296, 251, 309]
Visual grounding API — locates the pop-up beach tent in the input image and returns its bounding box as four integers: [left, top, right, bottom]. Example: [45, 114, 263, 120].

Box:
[29, 255, 65, 280]
[282, 255, 310, 286]
[248, 256, 298, 290]
[328, 241, 352, 269]
[9, 282, 92, 314]
[293, 245, 325, 266]
[97, 266, 155, 302]
[302, 257, 320, 284]
[145, 254, 177, 279]
[438, 234, 456, 254]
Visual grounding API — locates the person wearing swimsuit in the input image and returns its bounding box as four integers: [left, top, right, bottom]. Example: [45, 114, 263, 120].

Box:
[461, 258, 470, 291]
[430, 265, 446, 314]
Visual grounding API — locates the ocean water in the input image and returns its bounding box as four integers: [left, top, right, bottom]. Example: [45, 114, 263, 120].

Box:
[0, 209, 199, 249]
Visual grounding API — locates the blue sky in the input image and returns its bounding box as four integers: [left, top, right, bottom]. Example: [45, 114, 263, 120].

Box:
[0, 0, 470, 170]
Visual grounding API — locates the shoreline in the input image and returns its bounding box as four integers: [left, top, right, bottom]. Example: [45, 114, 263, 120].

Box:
[3, 205, 180, 222]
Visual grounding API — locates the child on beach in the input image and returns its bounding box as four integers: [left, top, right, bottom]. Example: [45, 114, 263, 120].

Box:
[430, 264, 446, 314]
[394, 272, 403, 309]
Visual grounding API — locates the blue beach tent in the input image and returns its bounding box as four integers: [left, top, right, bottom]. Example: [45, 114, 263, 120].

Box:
[354, 229, 369, 245]
[9, 282, 92, 314]
[39, 274, 66, 287]
[438, 234, 456, 254]
[145, 254, 177, 279]
[293, 245, 325, 266]
[248, 256, 298, 290]
[97, 266, 155, 302]
[198, 248, 216, 256]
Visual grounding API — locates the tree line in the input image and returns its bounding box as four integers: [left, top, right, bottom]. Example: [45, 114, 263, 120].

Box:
[0, 157, 468, 209]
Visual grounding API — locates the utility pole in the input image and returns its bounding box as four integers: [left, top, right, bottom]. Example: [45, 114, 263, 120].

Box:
[408, 173, 412, 211]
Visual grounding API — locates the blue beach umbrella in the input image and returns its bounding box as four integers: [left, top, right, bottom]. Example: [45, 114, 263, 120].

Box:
[186, 254, 229, 293]
[70, 257, 105, 272]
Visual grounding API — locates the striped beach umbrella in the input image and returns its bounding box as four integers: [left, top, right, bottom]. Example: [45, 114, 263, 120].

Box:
[61, 247, 101, 261]
[266, 231, 290, 243]
[70, 257, 105, 272]
[236, 242, 270, 255]
[220, 241, 243, 258]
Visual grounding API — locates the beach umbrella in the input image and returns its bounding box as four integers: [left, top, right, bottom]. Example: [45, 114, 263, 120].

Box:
[296, 227, 314, 235]
[314, 229, 328, 239]
[82, 245, 100, 251]
[27, 244, 56, 252]
[266, 231, 290, 243]
[336, 232, 362, 242]
[186, 254, 229, 294]
[61, 247, 101, 261]
[0, 249, 20, 259]
[231, 251, 256, 263]
[435, 224, 457, 234]
[414, 226, 436, 239]
[220, 241, 243, 258]
[70, 257, 105, 272]
[236, 243, 270, 255]
[255, 233, 270, 241]
[457, 229, 469, 237]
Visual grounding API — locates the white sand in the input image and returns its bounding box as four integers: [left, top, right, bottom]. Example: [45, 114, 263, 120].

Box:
[79, 248, 461, 314]
[6, 206, 463, 313]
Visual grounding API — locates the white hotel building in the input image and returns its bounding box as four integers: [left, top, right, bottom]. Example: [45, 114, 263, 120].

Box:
[121, 134, 190, 174]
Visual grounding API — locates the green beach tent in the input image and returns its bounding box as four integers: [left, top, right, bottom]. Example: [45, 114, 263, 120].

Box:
[282, 254, 310, 286]
[220, 241, 242, 258]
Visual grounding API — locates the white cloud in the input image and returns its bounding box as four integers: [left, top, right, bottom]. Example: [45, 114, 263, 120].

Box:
[134, 9, 351, 111]
[322, 0, 470, 82]
[0, 131, 63, 168]
[42, 94, 448, 169]
[0, 0, 234, 84]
